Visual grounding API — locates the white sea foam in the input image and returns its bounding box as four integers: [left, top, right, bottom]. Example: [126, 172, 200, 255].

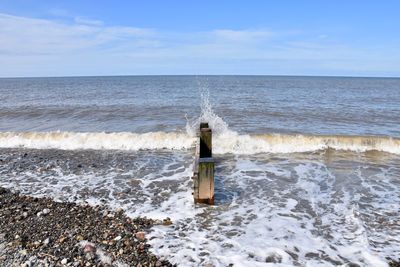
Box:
[0, 131, 195, 151]
[145, 157, 399, 266]
[1, 148, 399, 266]
[1, 130, 399, 155]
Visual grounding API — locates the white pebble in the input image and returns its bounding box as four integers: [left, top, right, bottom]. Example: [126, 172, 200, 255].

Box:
[113, 235, 122, 241]
[61, 258, 68, 265]
[42, 208, 50, 215]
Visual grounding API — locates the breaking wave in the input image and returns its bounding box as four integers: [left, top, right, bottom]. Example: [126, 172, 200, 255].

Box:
[0, 131, 399, 154]
[215, 132, 400, 154]
[0, 131, 194, 151]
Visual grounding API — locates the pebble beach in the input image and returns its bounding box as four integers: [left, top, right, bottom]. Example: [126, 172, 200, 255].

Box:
[0, 187, 173, 267]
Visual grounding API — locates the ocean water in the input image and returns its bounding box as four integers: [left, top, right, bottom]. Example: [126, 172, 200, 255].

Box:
[0, 75, 399, 266]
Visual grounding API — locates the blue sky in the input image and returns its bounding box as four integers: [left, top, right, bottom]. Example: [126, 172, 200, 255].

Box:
[0, 0, 399, 77]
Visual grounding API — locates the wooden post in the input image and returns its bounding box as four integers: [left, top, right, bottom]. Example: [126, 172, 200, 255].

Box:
[192, 122, 215, 204]
[199, 122, 209, 129]
[200, 127, 212, 158]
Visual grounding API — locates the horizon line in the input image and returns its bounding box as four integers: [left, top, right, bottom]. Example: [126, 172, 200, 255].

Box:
[1, 74, 399, 79]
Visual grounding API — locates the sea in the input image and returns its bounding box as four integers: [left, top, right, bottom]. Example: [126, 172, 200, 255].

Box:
[0, 75, 399, 266]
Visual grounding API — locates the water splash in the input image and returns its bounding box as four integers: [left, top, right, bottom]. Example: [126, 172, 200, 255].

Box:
[185, 87, 230, 136]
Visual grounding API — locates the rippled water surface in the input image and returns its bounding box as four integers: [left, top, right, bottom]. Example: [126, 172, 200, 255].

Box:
[1, 76, 399, 136]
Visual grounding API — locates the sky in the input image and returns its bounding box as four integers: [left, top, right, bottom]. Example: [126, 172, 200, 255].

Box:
[0, 0, 399, 77]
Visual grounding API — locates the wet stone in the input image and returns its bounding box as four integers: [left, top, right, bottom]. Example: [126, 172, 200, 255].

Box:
[0, 186, 173, 267]
[265, 253, 282, 263]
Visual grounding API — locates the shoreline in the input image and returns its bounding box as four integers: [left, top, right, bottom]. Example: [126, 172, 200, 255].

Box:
[0, 187, 173, 267]
[1, 187, 400, 266]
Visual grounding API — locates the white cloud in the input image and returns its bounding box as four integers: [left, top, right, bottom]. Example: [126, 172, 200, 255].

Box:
[0, 13, 152, 55]
[74, 17, 103, 26]
[0, 13, 399, 77]
[213, 29, 273, 42]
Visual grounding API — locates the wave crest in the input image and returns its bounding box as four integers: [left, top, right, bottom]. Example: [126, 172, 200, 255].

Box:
[0, 131, 195, 151]
[214, 132, 400, 154]
[0, 131, 399, 154]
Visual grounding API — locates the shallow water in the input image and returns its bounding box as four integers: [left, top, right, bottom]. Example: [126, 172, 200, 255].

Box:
[0, 148, 399, 266]
[1, 76, 399, 266]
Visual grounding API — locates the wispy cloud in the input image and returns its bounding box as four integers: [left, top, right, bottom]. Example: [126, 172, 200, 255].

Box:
[0, 12, 399, 77]
[73, 17, 103, 26]
[0, 13, 152, 55]
[212, 29, 273, 42]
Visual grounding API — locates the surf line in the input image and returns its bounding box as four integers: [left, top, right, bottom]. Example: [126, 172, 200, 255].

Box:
[192, 122, 215, 205]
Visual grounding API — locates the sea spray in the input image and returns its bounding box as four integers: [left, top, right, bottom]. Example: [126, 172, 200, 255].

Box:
[185, 86, 230, 136]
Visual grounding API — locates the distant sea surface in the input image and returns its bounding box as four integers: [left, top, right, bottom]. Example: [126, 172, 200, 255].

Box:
[0, 76, 399, 266]
[1, 75, 399, 136]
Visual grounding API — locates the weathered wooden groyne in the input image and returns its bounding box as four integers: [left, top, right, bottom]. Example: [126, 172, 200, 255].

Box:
[192, 122, 215, 204]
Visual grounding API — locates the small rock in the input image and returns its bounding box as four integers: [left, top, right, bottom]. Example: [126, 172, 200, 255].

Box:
[85, 252, 95, 261]
[135, 231, 145, 241]
[42, 208, 50, 215]
[116, 208, 124, 213]
[163, 217, 172, 226]
[265, 253, 282, 263]
[43, 238, 50, 245]
[83, 244, 96, 253]
[114, 235, 122, 241]
[19, 249, 28, 255]
[61, 258, 68, 265]
[22, 212, 28, 218]
[123, 239, 131, 247]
